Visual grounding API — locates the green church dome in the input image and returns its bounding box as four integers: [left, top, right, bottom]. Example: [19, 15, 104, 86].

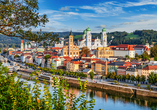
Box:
[102, 28, 106, 32]
[86, 27, 91, 31]
[84, 30, 87, 34]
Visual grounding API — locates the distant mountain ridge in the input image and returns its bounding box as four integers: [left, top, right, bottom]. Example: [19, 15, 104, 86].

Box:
[1, 29, 157, 47]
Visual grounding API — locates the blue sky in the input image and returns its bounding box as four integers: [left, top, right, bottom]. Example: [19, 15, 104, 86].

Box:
[34, 0, 157, 33]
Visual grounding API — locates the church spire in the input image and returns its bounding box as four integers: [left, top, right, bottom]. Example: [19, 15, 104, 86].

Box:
[70, 28, 73, 35]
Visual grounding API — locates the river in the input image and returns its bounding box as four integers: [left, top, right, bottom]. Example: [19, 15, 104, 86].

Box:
[15, 77, 157, 110]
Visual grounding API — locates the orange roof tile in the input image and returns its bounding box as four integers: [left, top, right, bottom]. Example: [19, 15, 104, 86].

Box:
[143, 65, 157, 70]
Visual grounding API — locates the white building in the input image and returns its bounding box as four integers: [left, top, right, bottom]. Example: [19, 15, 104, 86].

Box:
[112, 44, 135, 58]
[78, 28, 107, 50]
[54, 38, 64, 48]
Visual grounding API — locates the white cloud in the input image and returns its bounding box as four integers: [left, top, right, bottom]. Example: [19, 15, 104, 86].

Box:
[141, 8, 147, 11]
[39, 10, 58, 15]
[60, 7, 70, 11]
[80, 5, 124, 15]
[75, 9, 79, 11]
[95, 25, 106, 28]
[108, 18, 157, 32]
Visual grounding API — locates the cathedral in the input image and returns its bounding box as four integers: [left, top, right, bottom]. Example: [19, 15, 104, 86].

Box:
[77, 27, 107, 50]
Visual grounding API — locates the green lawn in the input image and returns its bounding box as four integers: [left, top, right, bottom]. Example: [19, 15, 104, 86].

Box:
[125, 33, 139, 39]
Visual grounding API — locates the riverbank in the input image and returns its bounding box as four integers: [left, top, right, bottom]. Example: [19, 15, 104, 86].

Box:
[15, 70, 157, 98]
[65, 77, 157, 98]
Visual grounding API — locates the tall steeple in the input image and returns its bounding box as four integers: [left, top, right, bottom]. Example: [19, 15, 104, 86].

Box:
[86, 27, 91, 50]
[69, 29, 73, 46]
[101, 28, 107, 47]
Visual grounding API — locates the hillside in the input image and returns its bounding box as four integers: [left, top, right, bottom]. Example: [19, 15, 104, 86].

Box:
[1, 29, 157, 47]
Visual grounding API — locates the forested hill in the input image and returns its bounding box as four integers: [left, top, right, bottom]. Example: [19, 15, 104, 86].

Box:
[0, 30, 157, 47]
[69, 30, 157, 46]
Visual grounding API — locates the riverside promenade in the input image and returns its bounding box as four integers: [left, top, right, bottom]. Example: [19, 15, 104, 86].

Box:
[16, 69, 157, 98]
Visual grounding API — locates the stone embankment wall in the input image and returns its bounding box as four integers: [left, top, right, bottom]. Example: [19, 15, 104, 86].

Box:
[66, 78, 157, 98]
[66, 79, 134, 94]
[136, 89, 157, 98]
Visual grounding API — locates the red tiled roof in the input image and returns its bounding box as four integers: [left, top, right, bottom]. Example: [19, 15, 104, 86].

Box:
[63, 56, 72, 61]
[37, 56, 43, 58]
[54, 59, 60, 61]
[51, 56, 58, 59]
[143, 65, 157, 70]
[14, 51, 23, 54]
[127, 46, 134, 51]
[44, 51, 53, 54]
[95, 61, 110, 65]
[117, 66, 127, 69]
[51, 47, 61, 50]
[73, 61, 82, 64]
[82, 54, 94, 57]
[91, 58, 100, 61]
[117, 44, 129, 48]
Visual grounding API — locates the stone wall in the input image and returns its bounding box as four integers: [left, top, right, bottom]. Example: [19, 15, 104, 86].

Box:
[136, 89, 157, 98]
[65, 78, 157, 98]
[66, 79, 134, 94]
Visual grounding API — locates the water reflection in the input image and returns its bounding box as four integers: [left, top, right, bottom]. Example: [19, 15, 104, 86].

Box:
[15, 77, 157, 110]
[69, 84, 157, 110]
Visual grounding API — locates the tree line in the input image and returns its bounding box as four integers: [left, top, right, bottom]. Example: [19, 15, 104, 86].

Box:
[106, 72, 157, 85]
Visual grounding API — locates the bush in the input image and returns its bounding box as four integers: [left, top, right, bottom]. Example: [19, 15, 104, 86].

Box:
[0, 63, 95, 109]
[137, 84, 140, 87]
[114, 80, 117, 84]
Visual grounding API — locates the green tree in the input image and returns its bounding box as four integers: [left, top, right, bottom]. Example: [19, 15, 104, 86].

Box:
[0, 0, 48, 39]
[110, 72, 116, 80]
[0, 62, 95, 109]
[140, 75, 146, 83]
[154, 57, 157, 61]
[0, 0, 59, 46]
[148, 72, 157, 85]
[122, 75, 126, 81]
[130, 75, 135, 82]
[126, 73, 130, 81]
[151, 45, 157, 57]
[106, 72, 111, 79]
[44, 54, 51, 64]
[135, 53, 139, 57]
[89, 71, 95, 80]
[14, 54, 19, 58]
[135, 74, 140, 83]
[116, 75, 121, 82]
[81, 46, 91, 57]
[125, 55, 130, 59]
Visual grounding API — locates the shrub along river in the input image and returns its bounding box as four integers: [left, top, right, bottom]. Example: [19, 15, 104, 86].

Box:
[15, 77, 157, 110]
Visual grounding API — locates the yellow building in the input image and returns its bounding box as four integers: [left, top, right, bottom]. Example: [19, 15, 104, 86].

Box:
[96, 47, 113, 58]
[62, 30, 79, 59]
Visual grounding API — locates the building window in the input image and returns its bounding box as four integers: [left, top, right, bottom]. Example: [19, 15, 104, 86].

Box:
[70, 52, 72, 55]
[64, 52, 66, 55]
[76, 52, 78, 55]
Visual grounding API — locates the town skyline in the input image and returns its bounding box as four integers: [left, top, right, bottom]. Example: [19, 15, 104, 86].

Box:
[33, 0, 157, 33]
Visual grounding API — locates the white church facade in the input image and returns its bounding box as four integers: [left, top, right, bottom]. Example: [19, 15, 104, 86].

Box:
[77, 27, 107, 50]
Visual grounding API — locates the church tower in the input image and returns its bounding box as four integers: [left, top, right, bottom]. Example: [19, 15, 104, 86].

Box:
[101, 28, 107, 47]
[21, 40, 24, 51]
[86, 27, 91, 50]
[69, 29, 73, 46]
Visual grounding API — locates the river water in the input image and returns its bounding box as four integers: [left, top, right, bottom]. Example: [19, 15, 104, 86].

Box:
[15, 77, 157, 110]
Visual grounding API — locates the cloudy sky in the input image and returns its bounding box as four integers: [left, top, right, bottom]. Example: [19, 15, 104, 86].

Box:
[37, 0, 157, 33]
